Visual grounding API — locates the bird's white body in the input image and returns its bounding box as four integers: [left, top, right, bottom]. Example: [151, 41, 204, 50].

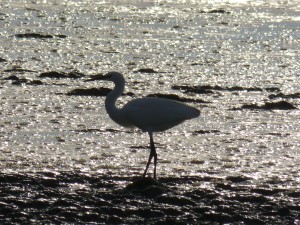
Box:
[122, 97, 200, 132]
[98, 71, 200, 178]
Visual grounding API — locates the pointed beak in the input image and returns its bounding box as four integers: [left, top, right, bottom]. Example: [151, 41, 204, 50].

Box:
[84, 73, 107, 82]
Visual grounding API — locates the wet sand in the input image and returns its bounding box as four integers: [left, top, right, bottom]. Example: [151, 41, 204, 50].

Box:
[1, 172, 299, 224]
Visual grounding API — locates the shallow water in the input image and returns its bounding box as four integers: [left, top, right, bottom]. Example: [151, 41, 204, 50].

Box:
[1, 0, 300, 223]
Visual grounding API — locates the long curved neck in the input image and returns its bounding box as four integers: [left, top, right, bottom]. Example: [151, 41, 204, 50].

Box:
[105, 78, 129, 127]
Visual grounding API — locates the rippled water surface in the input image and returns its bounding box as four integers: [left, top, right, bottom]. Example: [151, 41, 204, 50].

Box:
[0, 0, 300, 224]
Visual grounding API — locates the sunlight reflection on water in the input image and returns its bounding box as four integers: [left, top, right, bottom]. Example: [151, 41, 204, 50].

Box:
[1, 1, 300, 224]
[0, 0, 299, 190]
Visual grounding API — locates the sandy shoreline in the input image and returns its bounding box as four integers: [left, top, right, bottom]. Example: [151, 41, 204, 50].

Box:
[1, 171, 299, 224]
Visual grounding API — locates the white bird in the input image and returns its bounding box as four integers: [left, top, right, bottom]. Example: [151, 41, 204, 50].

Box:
[92, 71, 200, 179]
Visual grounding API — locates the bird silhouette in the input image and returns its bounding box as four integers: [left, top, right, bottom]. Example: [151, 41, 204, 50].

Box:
[90, 71, 200, 179]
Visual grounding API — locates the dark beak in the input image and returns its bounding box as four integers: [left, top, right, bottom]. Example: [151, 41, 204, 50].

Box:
[84, 73, 107, 82]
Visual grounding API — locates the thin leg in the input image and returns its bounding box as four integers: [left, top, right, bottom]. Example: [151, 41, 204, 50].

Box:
[150, 133, 158, 179]
[143, 132, 157, 179]
[143, 145, 154, 178]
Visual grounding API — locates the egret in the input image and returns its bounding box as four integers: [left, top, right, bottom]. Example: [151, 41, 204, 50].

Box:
[92, 72, 200, 179]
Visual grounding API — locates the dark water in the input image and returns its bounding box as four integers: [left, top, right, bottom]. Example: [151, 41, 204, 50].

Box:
[1, 172, 299, 224]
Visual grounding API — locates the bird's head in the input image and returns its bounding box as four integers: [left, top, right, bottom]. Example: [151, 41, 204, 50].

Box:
[85, 71, 125, 84]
